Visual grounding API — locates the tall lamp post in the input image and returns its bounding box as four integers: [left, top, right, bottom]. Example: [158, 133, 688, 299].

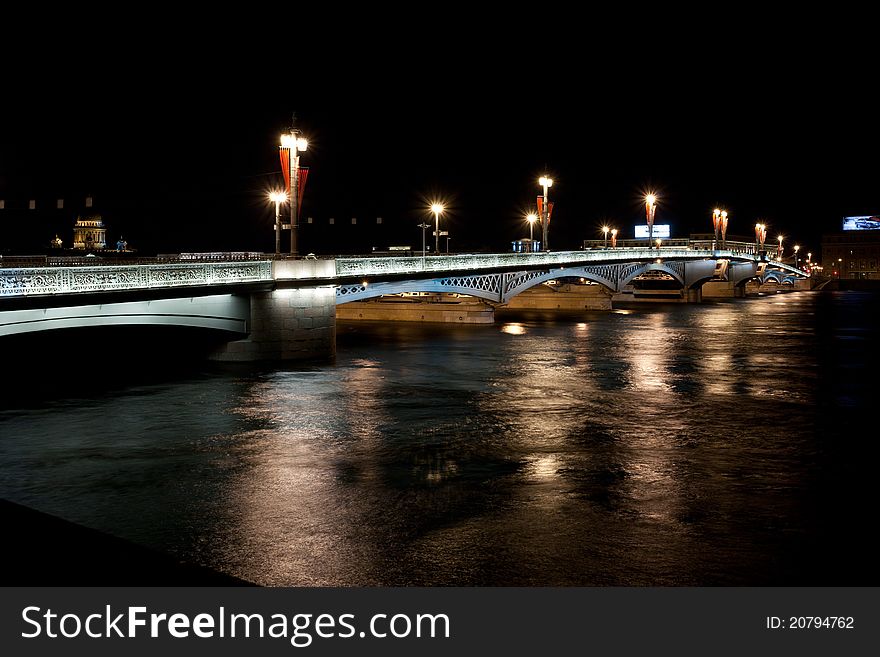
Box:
[712, 208, 721, 250]
[645, 194, 657, 250]
[602, 225, 609, 249]
[526, 213, 538, 248]
[837, 257, 842, 280]
[794, 244, 800, 269]
[280, 127, 308, 256]
[610, 228, 618, 248]
[418, 222, 430, 269]
[755, 223, 767, 257]
[431, 203, 444, 255]
[538, 176, 553, 251]
[720, 210, 729, 249]
[269, 191, 287, 255]
[777, 234, 784, 261]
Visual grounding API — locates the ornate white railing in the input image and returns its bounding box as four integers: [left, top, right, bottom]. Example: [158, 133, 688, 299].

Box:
[0, 261, 273, 298]
[334, 248, 756, 278]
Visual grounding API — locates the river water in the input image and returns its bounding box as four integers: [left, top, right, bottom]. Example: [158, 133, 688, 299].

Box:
[1, 291, 877, 585]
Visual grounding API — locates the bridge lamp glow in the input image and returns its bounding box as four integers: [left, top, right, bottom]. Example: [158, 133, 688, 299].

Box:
[645, 194, 658, 249]
[602, 225, 609, 248]
[268, 191, 288, 255]
[430, 203, 445, 255]
[526, 213, 538, 243]
[610, 228, 618, 248]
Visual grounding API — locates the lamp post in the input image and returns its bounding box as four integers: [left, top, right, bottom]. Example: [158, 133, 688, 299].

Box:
[777, 234, 784, 261]
[539, 176, 553, 251]
[526, 213, 538, 248]
[602, 225, 609, 249]
[793, 244, 800, 269]
[418, 222, 430, 269]
[755, 223, 767, 257]
[721, 210, 729, 249]
[610, 228, 618, 248]
[645, 194, 657, 250]
[280, 127, 308, 256]
[656, 237, 662, 249]
[268, 191, 287, 255]
[838, 257, 842, 280]
[712, 208, 721, 250]
[431, 203, 444, 255]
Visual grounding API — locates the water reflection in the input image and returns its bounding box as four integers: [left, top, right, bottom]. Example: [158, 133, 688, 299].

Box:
[1, 292, 876, 585]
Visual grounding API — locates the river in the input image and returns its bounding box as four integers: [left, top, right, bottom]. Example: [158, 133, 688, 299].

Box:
[1, 291, 877, 585]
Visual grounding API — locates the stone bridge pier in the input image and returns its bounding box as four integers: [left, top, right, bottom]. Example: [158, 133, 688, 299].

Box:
[211, 260, 337, 362]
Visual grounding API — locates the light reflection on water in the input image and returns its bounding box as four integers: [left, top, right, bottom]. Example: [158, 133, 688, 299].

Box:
[1, 292, 878, 585]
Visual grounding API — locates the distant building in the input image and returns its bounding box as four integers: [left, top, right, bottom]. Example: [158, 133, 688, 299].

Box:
[821, 227, 880, 279]
[73, 214, 107, 250]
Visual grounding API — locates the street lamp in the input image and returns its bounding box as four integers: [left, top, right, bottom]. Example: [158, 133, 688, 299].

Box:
[837, 257, 842, 280]
[645, 194, 657, 250]
[268, 191, 287, 255]
[755, 223, 767, 256]
[280, 127, 308, 256]
[418, 222, 430, 269]
[602, 225, 609, 249]
[777, 234, 784, 261]
[712, 208, 721, 250]
[721, 210, 729, 248]
[656, 237, 662, 249]
[526, 213, 538, 248]
[431, 203, 444, 255]
[610, 228, 618, 248]
[794, 244, 800, 269]
[538, 176, 553, 251]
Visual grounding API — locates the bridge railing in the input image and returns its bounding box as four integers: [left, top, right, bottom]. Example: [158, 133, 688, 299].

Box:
[334, 247, 751, 278]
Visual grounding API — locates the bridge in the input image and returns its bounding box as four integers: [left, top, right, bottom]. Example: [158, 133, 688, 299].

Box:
[0, 244, 808, 361]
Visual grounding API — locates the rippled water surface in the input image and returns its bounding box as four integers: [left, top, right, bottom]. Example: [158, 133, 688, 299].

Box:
[2, 292, 878, 585]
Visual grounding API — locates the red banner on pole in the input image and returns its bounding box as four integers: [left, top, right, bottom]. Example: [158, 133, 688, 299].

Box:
[537, 196, 543, 219]
[279, 148, 291, 194]
[547, 202, 554, 223]
[297, 167, 309, 218]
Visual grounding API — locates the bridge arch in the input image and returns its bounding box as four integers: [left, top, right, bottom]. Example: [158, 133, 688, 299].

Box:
[0, 295, 250, 338]
[619, 262, 685, 288]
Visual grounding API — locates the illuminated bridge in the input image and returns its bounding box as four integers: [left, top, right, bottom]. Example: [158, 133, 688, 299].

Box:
[0, 246, 808, 361]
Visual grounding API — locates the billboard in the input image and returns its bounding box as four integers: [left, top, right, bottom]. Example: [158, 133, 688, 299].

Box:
[634, 224, 670, 238]
[842, 216, 880, 231]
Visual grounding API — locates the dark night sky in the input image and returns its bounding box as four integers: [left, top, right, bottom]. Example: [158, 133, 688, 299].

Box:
[1, 27, 877, 257]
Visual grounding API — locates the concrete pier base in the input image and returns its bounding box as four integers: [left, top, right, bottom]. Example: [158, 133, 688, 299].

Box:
[702, 280, 736, 298]
[686, 288, 702, 303]
[337, 298, 494, 323]
[503, 283, 613, 311]
[212, 286, 336, 361]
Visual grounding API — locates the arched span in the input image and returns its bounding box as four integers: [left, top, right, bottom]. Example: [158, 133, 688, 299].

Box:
[336, 278, 503, 304]
[619, 262, 685, 289]
[761, 272, 783, 284]
[502, 267, 617, 301]
[0, 295, 250, 338]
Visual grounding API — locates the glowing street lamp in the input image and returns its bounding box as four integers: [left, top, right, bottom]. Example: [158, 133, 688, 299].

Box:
[527, 213, 538, 246]
[431, 203, 444, 255]
[645, 194, 657, 249]
[656, 237, 662, 249]
[838, 257, 842, 280]
[794, 244, 801, 269]
[755, 223, 767, 256]
[602, 225, 609, 249]
[268, 191, 287, 255]
[279, 126, 309, 255]
[721, 210, 729, 248]
[712, 208, 721, 249]
[610, 228, 618, 248]
[807, 251, 812, 263]
[538, 176, 553, 251]
[777, 234, 784, 261]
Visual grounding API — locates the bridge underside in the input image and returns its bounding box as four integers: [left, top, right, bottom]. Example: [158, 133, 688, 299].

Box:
[0, 295, 250, 337]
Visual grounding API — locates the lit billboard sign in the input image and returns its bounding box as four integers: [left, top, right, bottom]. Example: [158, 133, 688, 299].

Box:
[634, 224, 670, 238]
[842, 216, 880, 231]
